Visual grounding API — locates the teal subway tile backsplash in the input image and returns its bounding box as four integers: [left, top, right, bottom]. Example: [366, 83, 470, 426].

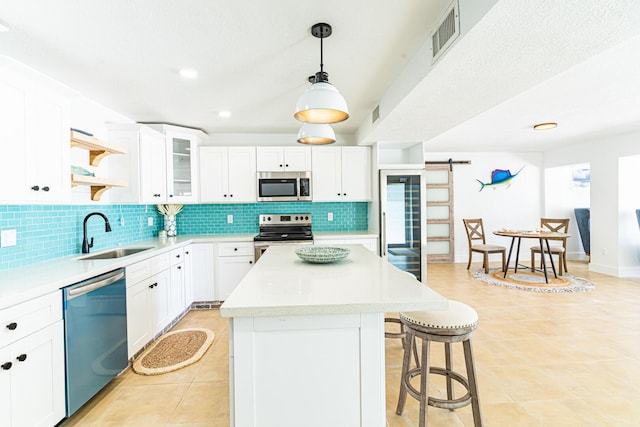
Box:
[0, 202, 368, 271]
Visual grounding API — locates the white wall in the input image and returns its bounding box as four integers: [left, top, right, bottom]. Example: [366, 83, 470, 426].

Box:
[544, 163, 590, 260]
[543, 128, 640, 277]
[424, 151, 543, 263]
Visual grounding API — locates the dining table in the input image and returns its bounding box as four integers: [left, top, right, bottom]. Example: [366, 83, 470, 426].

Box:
[493, 229, 571, 283]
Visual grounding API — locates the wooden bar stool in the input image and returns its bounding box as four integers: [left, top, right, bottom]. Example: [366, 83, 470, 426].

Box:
[396, 301, 482, 427]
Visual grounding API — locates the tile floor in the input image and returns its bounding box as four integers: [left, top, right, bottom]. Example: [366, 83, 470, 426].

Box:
[61, 261, 640, 426]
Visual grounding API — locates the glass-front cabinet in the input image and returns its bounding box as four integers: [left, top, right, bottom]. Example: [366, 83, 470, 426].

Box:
[164, 129, 201, 203]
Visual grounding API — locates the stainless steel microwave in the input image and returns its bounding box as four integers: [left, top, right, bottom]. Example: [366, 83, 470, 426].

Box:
[257, 172, 312, 202]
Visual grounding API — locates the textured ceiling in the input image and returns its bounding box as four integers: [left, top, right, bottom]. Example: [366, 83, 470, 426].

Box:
[1, 0, 639, 151]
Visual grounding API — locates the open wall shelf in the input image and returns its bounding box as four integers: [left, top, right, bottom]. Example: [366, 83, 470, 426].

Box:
[70, 130, 127, 166]
[70, 174, 127, 201]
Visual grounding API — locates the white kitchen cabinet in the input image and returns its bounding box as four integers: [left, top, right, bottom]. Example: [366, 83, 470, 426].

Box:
[125, 249, 189, 357]
[164, 128, 201, 203]
[199, 146, 256, 202]
[183, 244, 194, 307]
[216, 242, 254, 301]
[311, 146, 371, 202]
[191, 243, 215, 301]
[107, 124, 167, 203]
[169, 247, 185, 320]
[0, 64, 70, 203]
[256, 146, 311, 171]
[0, 291, 65, 427]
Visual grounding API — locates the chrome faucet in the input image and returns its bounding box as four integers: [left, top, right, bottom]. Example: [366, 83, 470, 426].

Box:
[82, 212, 112, 253]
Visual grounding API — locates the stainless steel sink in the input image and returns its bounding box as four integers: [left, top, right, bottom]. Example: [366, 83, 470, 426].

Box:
[78, 247, 153, 260]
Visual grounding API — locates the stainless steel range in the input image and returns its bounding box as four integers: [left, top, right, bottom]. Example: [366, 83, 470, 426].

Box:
[253, 214, 313, 260]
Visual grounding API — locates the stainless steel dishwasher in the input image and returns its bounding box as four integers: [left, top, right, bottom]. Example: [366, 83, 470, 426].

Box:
[62, 268, 128, 417]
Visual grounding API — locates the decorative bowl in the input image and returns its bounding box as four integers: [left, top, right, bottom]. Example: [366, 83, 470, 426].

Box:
[295, 246, 350, 264]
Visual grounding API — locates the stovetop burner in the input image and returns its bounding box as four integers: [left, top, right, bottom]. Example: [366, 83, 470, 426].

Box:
[254, 213, 313, 242]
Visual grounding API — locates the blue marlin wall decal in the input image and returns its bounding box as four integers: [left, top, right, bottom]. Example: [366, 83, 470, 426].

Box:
[477, 166, 525, 191]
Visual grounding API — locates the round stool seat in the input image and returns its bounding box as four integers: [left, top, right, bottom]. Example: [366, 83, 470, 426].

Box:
[401, 301, 478, 335]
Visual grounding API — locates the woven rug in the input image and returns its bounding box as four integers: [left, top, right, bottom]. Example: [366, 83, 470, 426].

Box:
[133, 328, 215, 375]
[472, 268, 595, 293]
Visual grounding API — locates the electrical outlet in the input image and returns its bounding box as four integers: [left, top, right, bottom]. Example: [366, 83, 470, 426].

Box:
[120, 216, 125, 226]
[1, 229, 17, 248]
[227, 215, 233, 224]
[147, 217, 154, 226]
[328, 212, 333, 221]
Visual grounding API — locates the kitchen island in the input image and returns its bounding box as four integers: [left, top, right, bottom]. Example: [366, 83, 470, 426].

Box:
[221, 244, 448, 427]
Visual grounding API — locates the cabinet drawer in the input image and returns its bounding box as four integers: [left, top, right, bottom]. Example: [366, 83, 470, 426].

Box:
[126, 259, 152, 286]
[218, 242, 254, 257]
[0, 291, 62, 348]
[170, 247, 184, 266]
[150, 252, 172, 275]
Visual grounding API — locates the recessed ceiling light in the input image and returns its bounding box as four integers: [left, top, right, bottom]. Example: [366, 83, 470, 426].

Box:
[0, 23, 9, 32]
[533, 122, 558, 130]
[179, 68, 198, 79]
[218, 111, 232, 118]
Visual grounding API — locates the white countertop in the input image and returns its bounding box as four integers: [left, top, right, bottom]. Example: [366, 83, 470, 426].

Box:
[0, 233, 255, 310]
[220, 244, 447, 318]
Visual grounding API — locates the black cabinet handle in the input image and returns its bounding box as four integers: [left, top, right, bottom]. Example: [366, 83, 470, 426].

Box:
[16, 354, 27, 362]
[234, 248, 238, 251]
[31, 185, 40, 191]
[230, 194, 233, 197]
[42, 186, 50, 192]
[279, 164, 283, 168]
[249, 261, 253, 264]
[224, 194, 227, 198]
[177, 266, 182, 270]
[169, 194, 173, 198]
[285, 164, 289, 168]
[176, 254, 180, 258]
[6, 322, 17, 330]
[185, 251, 189, 255]
[149, 282, 158, 289]
[1, 362, 12, 370]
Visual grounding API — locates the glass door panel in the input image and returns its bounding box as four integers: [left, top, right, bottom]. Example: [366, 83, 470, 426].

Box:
[171, 137, 192, 197]
[426, 165, 454, 263]
[380, 170, 427, 281]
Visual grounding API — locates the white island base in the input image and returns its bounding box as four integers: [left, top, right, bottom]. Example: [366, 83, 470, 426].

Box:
[221, 245, 448, 427]
[230, 312, 385, 426]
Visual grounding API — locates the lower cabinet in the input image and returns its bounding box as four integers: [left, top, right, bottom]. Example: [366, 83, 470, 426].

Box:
[191, 243, 215, 302]
[183, 244, 194, 307]
[216, 242, 255, 301]
[125, 249, 189, 358]
[0, 291, 65, 427]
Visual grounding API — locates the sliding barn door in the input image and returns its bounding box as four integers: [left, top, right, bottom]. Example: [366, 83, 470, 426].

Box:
[425, 165, 454, 263]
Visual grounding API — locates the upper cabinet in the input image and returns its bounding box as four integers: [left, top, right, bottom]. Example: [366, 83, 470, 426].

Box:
[256, 146, 311, 172]
[311, 146, 371, 202]
[164, 128, 202, 203]
[107, 124, 167, 203]
[199, 146, 256, 203]
[0, 63, 70, 203]
[108, 124, 205, 204]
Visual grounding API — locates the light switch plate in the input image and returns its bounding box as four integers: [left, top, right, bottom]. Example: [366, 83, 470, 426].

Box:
[1, 229, 17, 247]
[227, 215, 233, 224]
[328, 212, 333, 221]
[147, 217, 154, 226]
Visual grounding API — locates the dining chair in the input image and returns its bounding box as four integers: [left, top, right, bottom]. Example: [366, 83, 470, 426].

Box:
[462, 218, 506, 274]
[530, 218, 570, 275]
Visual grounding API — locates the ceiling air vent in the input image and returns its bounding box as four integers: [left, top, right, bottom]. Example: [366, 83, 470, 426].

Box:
[431, 0, 460, 63]
[372, 105, 380, 124]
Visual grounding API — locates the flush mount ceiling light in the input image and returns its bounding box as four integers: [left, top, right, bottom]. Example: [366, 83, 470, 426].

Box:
[533, 122, 558, 130]
[179, 68, 198, 79]
[297, 123, 336, 145]
[0, 22, 9, 32]
[294, 23, 349, 124]
[218, 110, 232, 118]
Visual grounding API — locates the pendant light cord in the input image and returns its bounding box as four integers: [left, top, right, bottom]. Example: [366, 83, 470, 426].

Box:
[319, 36, 324, 74]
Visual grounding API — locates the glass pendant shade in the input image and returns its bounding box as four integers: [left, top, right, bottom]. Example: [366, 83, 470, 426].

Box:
[294, 82, 349, 124]
[297, 123, 336, 145]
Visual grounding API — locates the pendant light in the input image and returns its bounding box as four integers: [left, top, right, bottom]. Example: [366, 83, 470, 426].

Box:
[294, 23, 349, 124]
[297, 123, 336, 145]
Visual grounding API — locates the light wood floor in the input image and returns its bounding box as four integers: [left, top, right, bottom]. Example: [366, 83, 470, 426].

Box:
[62, 261, 640, 426]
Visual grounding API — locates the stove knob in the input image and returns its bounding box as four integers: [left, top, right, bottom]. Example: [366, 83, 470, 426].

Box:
[305, 216, 309, 220]
[295, 216, 299, 220]
[267, 216, 271, 221]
